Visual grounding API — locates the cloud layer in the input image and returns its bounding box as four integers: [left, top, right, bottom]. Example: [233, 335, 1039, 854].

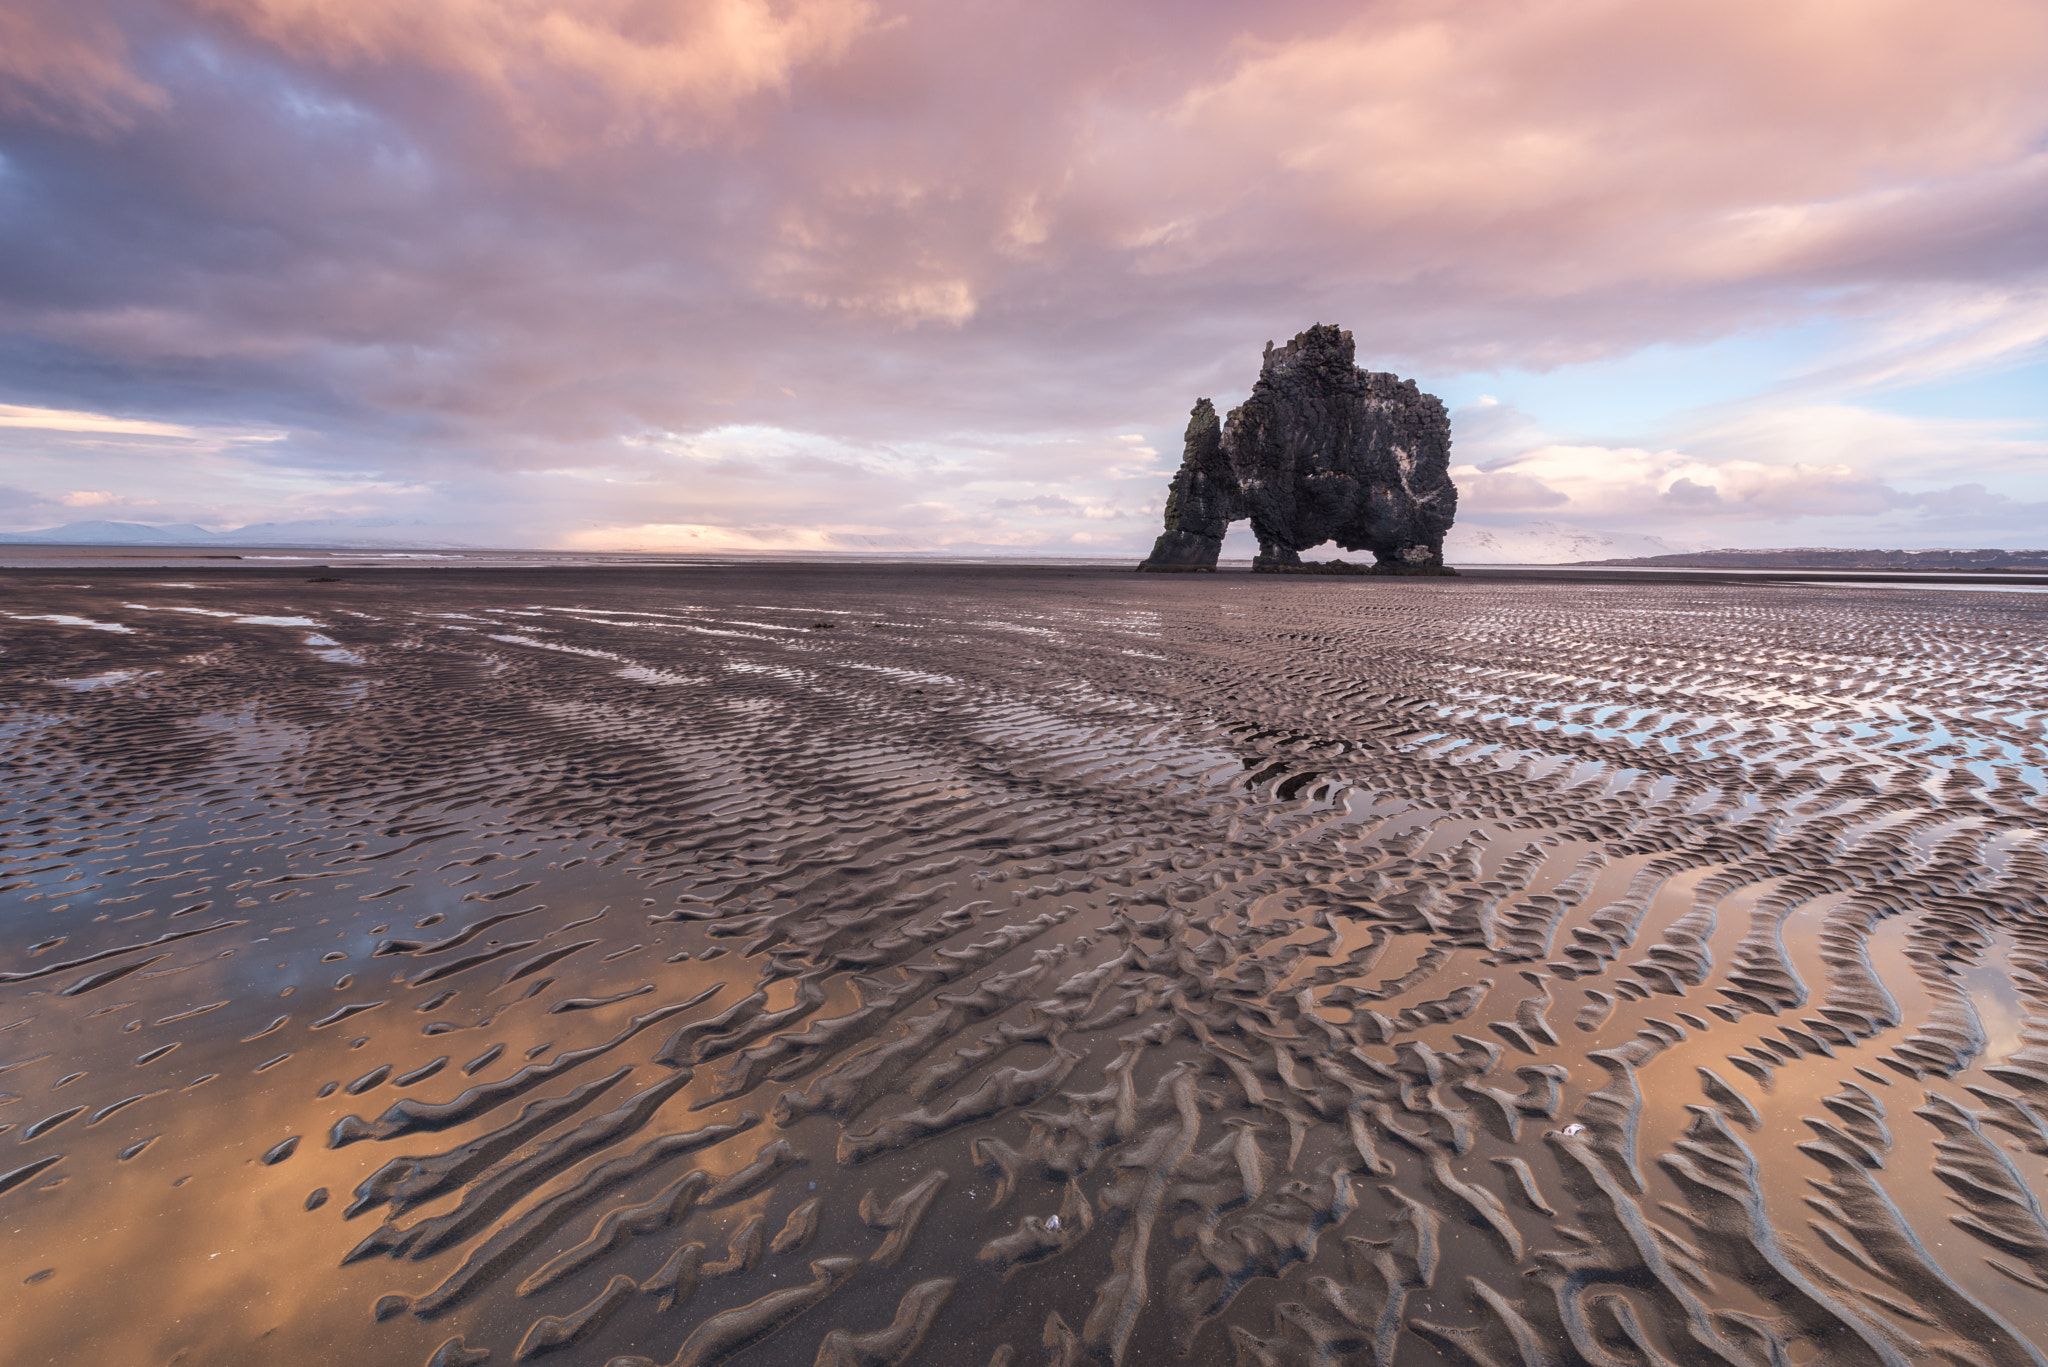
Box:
[1, 0, 2044, 553]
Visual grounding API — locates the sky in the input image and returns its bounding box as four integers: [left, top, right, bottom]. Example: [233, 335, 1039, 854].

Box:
[1, 0, 2044, 559]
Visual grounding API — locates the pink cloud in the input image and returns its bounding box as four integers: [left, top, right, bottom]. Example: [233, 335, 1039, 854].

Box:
[14, 0, 2042, 409]
[0, 1, 166, 133]
[0, 0, 2042, 551]
[190, 0, 880, 154]
[1447, 395, 2048, 553]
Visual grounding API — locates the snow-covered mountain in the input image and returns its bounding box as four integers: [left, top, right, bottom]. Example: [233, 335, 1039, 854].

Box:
[0, 520, 222, 544]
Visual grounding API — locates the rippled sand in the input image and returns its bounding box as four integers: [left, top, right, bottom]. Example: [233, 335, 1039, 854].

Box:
[4, 564, 2047, 1367]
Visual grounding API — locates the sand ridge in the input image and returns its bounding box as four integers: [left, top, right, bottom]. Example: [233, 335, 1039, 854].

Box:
[1, 564, 2045, 1367]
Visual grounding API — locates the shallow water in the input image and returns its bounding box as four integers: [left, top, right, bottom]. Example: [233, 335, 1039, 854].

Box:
[3, 564, 2046, 1367]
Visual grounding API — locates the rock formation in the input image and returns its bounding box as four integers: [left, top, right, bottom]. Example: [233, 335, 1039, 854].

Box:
[1138, 324, 1458, 572]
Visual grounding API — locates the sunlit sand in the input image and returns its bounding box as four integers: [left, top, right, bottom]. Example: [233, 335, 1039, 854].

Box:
[4, 562, 2046, 1367]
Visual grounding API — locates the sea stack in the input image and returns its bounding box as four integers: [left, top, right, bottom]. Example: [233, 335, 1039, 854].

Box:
[1139, 324, 1458, 573]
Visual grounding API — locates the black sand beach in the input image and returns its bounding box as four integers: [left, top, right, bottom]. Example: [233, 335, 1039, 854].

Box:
[4, 562, 2047, 1367]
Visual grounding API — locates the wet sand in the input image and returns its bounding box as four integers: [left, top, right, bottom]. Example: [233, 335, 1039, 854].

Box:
[3, 563, 2046, 1367]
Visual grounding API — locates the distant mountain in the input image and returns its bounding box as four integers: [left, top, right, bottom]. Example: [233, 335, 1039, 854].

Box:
[0, 519, 471, 549]
[0, 520, 223, 544]
[1574, 547, 2048, 570]
[1445, 521, 1696, 564]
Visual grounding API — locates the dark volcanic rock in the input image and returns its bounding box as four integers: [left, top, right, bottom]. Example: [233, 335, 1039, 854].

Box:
[1142, 398, 1238, 569]
[1139, 324, 1458, 572]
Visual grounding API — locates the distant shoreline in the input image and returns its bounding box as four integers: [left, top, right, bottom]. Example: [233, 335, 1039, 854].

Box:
[1573, 547, 2048, 571]
[6, 538, 2046, 575]
[4, 542, 2048, 592]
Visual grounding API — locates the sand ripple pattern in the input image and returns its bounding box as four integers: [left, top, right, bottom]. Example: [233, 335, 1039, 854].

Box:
[3, 568, 2047, 1367]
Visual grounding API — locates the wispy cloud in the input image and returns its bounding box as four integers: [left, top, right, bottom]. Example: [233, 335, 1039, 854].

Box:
[0, 403, 205, 438]
[0, 0, 2042, 550]
[1450, 396, 2048, 552]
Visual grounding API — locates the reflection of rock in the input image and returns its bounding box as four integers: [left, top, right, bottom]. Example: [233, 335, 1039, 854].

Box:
[1138, 324, 1458, 573]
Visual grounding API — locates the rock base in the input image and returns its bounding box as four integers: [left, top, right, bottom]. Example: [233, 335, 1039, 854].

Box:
[1251, 560, 1460, 576]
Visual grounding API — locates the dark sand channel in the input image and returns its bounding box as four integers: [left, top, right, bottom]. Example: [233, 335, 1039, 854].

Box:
[3, 563, 2047, 1367]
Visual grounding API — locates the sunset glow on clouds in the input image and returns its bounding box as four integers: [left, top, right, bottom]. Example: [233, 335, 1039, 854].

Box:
[1, 0, 2043, 555]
